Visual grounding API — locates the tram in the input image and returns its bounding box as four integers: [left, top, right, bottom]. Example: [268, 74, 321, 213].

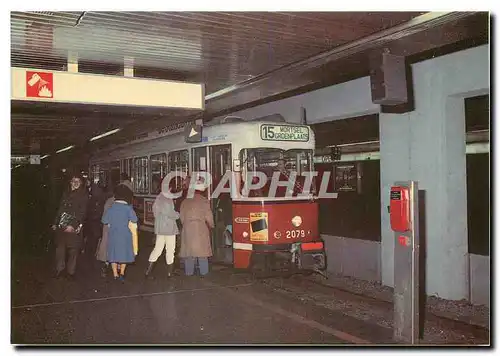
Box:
[89, 116, 327, 275]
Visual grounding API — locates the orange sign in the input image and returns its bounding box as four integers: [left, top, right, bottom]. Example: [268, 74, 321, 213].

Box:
[26, 71, 53, 98]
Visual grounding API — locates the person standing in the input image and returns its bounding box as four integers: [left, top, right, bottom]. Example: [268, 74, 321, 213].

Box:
[178, 181, 214, 277]
[145, 179, 180, 279]
[51, 174, 89, 279]
[84, 182, 106, 257]
[95, 188, 116, 277]
[101, 185, 138, 282]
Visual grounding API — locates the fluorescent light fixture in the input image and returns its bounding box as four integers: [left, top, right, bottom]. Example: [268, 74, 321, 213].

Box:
[41, 155, 50, 160]
[466, 142, 489, 154]
[329, 140, 380, 148]
[56, 145, 75, 154]
[90, 128, 121, 142]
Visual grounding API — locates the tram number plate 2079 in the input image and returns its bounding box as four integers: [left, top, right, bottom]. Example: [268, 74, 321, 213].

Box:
[286, 230, 305, 239]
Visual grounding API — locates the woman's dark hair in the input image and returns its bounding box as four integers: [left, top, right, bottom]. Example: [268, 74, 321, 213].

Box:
[114, 184, 133, 204]
[69, 171, 83, 181]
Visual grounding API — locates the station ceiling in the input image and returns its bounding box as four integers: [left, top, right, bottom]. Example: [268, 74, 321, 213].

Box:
[10, 11, 489, 158]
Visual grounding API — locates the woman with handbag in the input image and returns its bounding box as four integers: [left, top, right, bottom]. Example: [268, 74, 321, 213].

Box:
[101, 184, 138, 282]
[95, 190, 115, 277]
[51, 174, 89, 279]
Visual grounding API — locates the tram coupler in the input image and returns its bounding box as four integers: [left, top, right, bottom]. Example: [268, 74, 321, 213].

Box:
[295, 241, 328, 279]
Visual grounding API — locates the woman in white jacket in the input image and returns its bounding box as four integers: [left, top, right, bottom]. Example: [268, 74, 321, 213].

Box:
[145, 179, 180, 279]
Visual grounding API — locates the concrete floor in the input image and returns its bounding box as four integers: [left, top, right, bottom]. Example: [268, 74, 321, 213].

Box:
[11, 247, 393, 345]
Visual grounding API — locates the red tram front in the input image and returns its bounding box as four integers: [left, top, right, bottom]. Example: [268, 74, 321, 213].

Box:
[210, 144, 327, 275]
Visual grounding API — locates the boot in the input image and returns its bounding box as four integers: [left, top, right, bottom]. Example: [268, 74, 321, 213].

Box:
[166, 263, 174, 278]
[145, 261, 155, 279]
[100, 263, 108, 278]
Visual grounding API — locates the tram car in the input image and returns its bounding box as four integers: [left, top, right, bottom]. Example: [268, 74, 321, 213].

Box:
[89, 116, 328, 275]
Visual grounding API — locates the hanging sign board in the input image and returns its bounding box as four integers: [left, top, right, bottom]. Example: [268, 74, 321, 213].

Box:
[260, 124, 309, 142]
[334, 164, 358, 192]
[26, 71, 54, 98]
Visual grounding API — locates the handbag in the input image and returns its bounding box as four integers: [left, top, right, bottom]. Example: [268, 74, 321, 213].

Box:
[57, 212, 81, 233]
[129, 221, 138, 255]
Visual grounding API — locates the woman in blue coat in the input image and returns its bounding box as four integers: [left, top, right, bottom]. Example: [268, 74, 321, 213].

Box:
[102, 185, 138, 281]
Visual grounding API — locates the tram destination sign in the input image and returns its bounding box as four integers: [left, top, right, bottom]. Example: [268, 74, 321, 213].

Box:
[260, 124, 309, 142]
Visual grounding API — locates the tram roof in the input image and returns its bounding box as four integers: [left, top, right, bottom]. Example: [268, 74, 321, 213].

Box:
[90, 119, 315, 162]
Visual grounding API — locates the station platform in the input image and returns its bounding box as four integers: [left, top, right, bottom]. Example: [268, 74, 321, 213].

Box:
[11, 242, 488, 345]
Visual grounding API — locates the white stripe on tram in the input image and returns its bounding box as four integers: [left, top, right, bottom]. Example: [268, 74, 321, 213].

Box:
[233, 242, 253, 251]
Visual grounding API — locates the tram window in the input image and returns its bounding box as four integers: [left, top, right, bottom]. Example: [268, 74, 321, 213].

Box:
[210, 145, 231, 186]
[90, 164, 99, 184]
[192, 147, 207, 172]
[168, 149, 189, 192]
[100, 170, 109, 187]
[151, 153, 167, 195]
[91, 164, 109, 187]
[110, 160, 121, 188]
[192, 147, 208, 196]
[121, 158, 133, 180]
[239, 148, 314, 197]
[254, 150, 310, 173]
[133, 156, 150, 194]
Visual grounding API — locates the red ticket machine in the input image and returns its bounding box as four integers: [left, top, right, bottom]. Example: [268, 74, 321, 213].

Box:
[390, 186, 410, 232]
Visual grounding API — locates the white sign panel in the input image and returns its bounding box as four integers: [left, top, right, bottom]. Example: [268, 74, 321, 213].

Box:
[260, 124, 309, 142]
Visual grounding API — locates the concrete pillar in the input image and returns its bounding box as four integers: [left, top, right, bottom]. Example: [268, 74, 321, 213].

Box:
[380, 112, 411, 289]
[380, 45, 489, 300]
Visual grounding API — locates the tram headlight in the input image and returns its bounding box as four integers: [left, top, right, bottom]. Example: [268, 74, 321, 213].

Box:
[242, 231, 249, 238]
[292, 216, 302, 227]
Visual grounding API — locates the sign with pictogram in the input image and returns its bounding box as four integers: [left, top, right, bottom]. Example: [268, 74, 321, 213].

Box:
[26, 71, 53, 98]
[184, 123, 203, 143]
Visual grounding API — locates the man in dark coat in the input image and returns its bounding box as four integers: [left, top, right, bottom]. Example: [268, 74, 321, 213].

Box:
[51, 173, 89, 279]
[83, 182, 106, 257]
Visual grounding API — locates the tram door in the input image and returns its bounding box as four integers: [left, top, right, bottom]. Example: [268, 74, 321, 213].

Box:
[209, 144, 232, 264]
[191, 146, 210, 192]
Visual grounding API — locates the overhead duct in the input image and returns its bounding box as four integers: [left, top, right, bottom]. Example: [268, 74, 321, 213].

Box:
[252, 113, 286, 123]
[220, 116, 245, 124]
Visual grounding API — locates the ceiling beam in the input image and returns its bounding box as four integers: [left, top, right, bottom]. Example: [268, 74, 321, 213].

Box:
[96, 13, 488, 149]
[203, 12, 487, 116]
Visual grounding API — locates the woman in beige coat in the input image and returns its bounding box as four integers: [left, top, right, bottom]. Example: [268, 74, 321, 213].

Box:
[179, 183, 214, 276]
